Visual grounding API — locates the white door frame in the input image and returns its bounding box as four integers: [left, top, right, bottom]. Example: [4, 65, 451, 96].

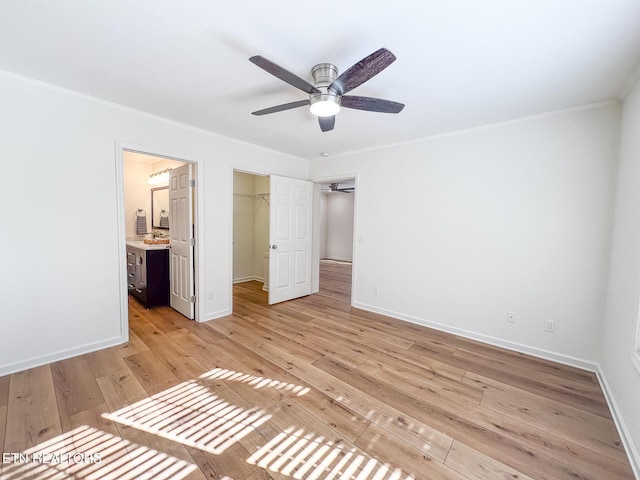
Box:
[311, 173, 358, 305]
[115, 141, 203, 339]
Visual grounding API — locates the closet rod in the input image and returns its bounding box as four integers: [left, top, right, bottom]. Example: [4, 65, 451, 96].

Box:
[233, 192, 270, 205]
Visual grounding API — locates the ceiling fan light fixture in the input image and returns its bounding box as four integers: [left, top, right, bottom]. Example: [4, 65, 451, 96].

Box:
[309, 93, 340, 117]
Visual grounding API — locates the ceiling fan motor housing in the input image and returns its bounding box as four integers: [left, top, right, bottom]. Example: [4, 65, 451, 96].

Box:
[311, 63, 338, 88]
[310, 63, 341, 116]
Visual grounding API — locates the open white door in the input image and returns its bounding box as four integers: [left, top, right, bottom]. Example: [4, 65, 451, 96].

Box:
[169, 164, 195, 319]
[268, 175, 313, 305]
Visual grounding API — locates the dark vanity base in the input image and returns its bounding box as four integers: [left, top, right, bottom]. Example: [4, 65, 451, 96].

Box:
[127, 245, 170, 309]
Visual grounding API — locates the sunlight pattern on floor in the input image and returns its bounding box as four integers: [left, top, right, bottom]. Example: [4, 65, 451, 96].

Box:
[200, 368, 310, 396]
[103, 379, 271, 455]
[247, 426, 415, 480]
[0, 425, 197, 480]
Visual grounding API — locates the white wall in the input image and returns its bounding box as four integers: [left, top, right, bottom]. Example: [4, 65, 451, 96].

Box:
[602, 76, 640, 474]
[0, 71, 306, 375]
[311, 104, 620, 365]
[123, 155, 152, 238]
[321, 192, 355, 261]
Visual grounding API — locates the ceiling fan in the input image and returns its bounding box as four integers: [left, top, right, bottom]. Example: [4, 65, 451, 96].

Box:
[329, 182, 354, 193]
[322, 182, 354, 193]
[249, 48, 404, 132]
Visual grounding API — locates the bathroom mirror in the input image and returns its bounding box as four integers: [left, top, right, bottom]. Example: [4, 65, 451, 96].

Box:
[151, 186, 170, 229]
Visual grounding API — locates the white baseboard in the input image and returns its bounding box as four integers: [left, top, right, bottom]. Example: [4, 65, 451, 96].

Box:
[0, 335, 127, 377]
[595, 365, 640, 479]
[233, 275, 264, 284]
[322, 256, 353, 263]
[200, 308, 232, 323]
[353, 300, 639, 477]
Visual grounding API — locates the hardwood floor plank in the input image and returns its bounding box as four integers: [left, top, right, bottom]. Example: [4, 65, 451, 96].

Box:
[96, 368, 207, 479]
[86, 346, 131, 377]
[131, 319, 209, 381]
[209, 313, 325, 365]
[96, 368, 151, 412]
[355, 423, 465, 480]
[312, 354, 605, 480]
[244, 467, 291, 480]
[358, 357, 484, 406]
[454, 347, 609, 416]
[251, 340, 455, 464]
[481, 388, 626, 463]
[272, 301, 415, 351]
[197, 361, 285, 409]
[4, 365, 62, 453]
[452, 336, 598, 385]
[463, 371, 626, 459]
[468, 403, 635, 480]
[292, 389, 371, 444]
[124, 350, 182, 396]
[0, 404, 6, 461]
[0, 375, 9, 407]
[265, 399, 357, 446]
[129, 301, 184, 335]
[183, 322, 228, 346]
[186, 443, 255, 480]
[258, 400, 375, 480]
[167, 329, 233, 371]
[117, 329, 150, 358]
[411, 341, 610, 418]
[445, 440, 536, 480]
[59, 402, 120, 436]
[253, 316, 370, 368]
[210, 337, 315, 400]
[51, 356, 106, 420]
[191, 377, 286, 459]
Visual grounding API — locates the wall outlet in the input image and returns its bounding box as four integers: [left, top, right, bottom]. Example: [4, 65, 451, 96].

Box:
[507, 311, 516, 323]
[373, 285, 379, 295]
[544, 319, 555, 333]
[207, 290, 214, 300]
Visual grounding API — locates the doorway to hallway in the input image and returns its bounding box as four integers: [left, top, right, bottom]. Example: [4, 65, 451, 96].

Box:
[318, 178, 355, 303]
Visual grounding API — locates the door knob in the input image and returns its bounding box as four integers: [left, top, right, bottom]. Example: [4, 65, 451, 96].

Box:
[271, 245, 278, 249]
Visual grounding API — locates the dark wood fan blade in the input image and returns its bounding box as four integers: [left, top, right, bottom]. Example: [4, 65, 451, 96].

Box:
[250, 56, 320, 94]
[252, 99, 310, 116]
[329, 48, 396, 95]
[319, 115, 335, 132]
[341, 95, 404, 113]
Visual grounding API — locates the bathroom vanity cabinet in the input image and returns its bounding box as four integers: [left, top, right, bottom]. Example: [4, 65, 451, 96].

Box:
[126, 242, 170, 308]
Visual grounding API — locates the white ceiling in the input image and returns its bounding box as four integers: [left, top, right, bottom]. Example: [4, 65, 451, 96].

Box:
[2, 1, 639, 161]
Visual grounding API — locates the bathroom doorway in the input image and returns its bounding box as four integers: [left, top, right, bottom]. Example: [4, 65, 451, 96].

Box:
[121, 149, 199, 320]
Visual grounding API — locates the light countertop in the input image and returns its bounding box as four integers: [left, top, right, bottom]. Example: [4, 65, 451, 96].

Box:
[126, 240, 171, 251]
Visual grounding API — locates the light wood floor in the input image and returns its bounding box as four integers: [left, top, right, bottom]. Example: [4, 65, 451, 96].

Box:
[0, 261, 634, 480]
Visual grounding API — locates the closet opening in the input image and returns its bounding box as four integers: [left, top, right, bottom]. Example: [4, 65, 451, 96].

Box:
[232, 170, 270, 306]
